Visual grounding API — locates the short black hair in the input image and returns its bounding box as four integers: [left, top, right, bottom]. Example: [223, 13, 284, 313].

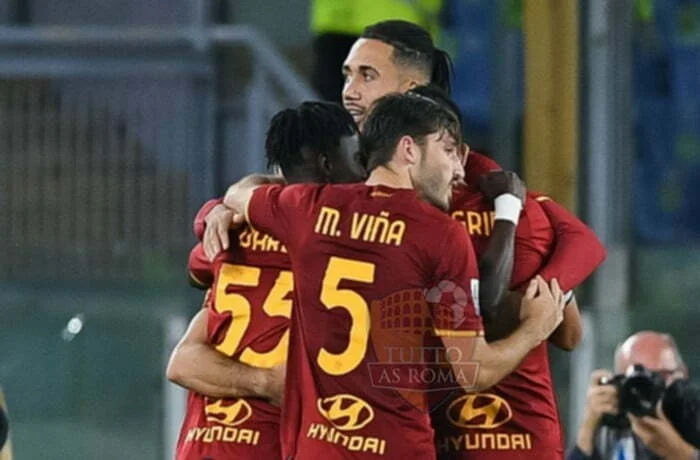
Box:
[265, 101, 358, 174]
[362, 20, 453, 95]
[408, 84, 463, 128]
[361, 93, 462, 172]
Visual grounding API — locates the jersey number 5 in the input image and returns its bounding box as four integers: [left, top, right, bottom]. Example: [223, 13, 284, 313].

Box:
[317, 256, 375, 376]
[213, 264, 293, 368]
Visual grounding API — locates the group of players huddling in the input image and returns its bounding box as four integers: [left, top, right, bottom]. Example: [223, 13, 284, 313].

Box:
[166, 20, 606, 460]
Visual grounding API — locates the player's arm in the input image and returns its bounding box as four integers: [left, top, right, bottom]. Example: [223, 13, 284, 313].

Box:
[483, 289, 582, 351]
[441, 277, 565, 391]
[196, 174, 284, 260]
[534, 195, 606, 292]
[549, 296, 582, 351]
[478, 220, 515, 318]
[221, 174, 272, 218]
[225, 181, 314, 248]
[534, 195, 604, 350]
[475, 171, 525, 320]
[188, 243, 213, 289]
[166, 307, 283, 403]
[193, 174, 285, 240]
[193, 198, 224, 241]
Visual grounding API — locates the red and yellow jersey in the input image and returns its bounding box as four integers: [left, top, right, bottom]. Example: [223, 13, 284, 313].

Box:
[187, 243, 213, 289]
[432, 184, 563, 460]
[176, 227, 292, 460]
[248, 183, 482, 460]
[465, 151, 606, 292]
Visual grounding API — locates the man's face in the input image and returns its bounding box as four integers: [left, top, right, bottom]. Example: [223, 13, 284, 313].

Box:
[342, 39, 412, 128]
[410, 131, 464, 211]
[326, 134, 366, 183]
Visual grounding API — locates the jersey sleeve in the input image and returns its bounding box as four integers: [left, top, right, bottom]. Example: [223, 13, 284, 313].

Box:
[429, 221, 484, 336]
[246, 184, 318, 247]
[510, 199, 554, 290]
[187, 243, 213, 289]
[193, 198, 223, 241]
[464, 151, 502, 186]
[531, 193, 607, 292]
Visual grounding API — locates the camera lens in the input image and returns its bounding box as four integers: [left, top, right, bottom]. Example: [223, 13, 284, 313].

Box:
[620, 365, 666, 417]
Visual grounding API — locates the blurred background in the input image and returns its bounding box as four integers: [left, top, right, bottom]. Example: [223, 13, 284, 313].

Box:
[0, 0, 698, 458]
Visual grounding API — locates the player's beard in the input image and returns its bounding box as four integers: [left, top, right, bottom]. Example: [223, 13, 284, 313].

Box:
[410, 148, 451, 212]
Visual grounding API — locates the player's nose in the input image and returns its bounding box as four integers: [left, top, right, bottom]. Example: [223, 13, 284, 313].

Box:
[452, 165, 465, 184]
[343, 80, 361, 102]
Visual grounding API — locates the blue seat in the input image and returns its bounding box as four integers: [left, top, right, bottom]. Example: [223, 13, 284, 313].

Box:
[445, 0, 501, 130]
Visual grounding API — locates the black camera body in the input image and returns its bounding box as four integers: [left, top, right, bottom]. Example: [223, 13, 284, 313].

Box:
[600, 364, 666, 428]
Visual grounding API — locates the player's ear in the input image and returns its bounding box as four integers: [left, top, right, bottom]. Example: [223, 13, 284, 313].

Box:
[400, 135, 419, 166]
[401, 76, 420, 93]
[318, 152, 333, 181]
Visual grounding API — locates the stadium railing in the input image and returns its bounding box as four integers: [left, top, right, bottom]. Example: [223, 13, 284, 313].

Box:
[0, 24, 316, 284]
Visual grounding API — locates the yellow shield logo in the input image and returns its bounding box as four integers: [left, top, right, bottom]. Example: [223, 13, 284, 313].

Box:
[446, 393, 512, 429]
[317, 394, 374, 431]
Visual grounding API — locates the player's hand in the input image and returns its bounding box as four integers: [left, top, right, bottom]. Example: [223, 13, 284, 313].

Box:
[519, 276, 565, 342]
[477, 170, 526, 203]
[264, 363, 286, 407]
[629, 403, 697, 459]
[203, 204, 234, 261]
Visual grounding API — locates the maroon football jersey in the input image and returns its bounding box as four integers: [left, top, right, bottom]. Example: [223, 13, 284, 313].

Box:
[432, 184, 563, 460]
[176, 226, 292, 460]
[247, 183, 482, 460]
[465, 152, 606, 292]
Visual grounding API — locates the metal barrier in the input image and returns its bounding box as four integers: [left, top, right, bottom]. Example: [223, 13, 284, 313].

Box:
[0, 25, 316, 282]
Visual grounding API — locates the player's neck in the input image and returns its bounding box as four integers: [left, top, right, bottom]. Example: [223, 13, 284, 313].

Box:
[365, 164, 413, 190]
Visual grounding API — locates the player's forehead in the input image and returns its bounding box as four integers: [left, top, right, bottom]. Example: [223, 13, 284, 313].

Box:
[343, 38, 396, 72]
[426, 129, 459, 148]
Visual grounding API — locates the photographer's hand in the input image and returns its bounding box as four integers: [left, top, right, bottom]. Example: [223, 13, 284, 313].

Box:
[577, 369, 618, 455]
[629, 404, 697, 459]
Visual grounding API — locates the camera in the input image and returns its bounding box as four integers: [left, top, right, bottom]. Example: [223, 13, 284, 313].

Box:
[663, 378, 700, 448]
[599, 364, 666, 428]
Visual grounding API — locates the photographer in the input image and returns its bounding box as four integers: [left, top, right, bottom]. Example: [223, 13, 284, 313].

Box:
[569, 331, 699, 460]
